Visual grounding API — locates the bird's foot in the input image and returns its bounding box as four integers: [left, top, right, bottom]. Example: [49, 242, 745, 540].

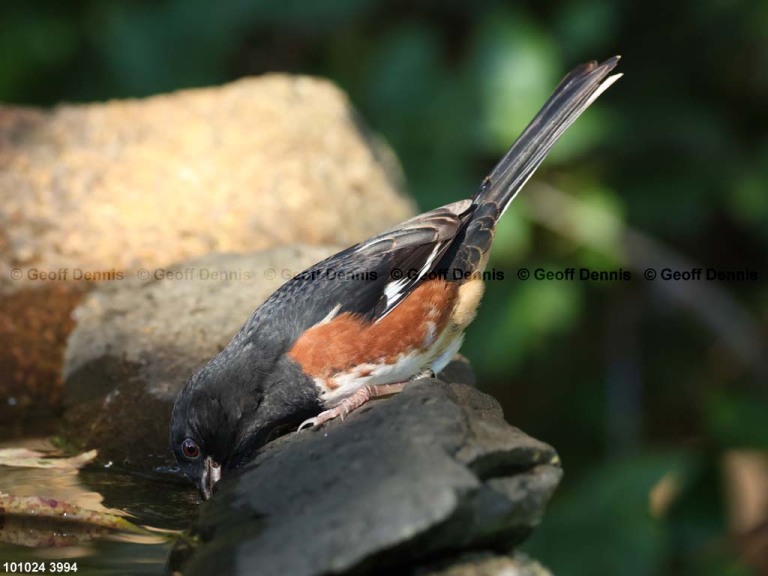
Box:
[298, 382, 405, 431]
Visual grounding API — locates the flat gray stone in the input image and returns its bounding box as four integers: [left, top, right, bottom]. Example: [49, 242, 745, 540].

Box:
[62, 246, 339, 471]
[172, 380, 561, 576]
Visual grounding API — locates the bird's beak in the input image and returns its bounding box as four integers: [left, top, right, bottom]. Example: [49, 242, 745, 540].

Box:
[199, 456, 222, 500]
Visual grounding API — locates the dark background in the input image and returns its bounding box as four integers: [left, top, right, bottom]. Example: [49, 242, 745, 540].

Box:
[2, 1, 767, 574]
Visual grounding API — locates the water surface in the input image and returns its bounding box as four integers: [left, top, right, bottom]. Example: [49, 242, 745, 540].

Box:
[0, 433, 197, 575]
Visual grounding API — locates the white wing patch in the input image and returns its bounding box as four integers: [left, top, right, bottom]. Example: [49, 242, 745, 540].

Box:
[377, 243, 442, 322]
[318, 303, 342, 326]
[383, 277, 408, 307]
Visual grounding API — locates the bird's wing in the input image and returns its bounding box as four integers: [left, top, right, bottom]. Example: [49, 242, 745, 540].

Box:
[348, 198, 474, 319]
[240, 199, 474, 349]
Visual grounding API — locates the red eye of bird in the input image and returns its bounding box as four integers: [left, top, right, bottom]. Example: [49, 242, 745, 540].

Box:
[181, 438, 200, 459]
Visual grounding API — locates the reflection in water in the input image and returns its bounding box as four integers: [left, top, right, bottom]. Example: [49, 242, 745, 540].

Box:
[0, 516, 112, 547]
[0, 436, 198, 574]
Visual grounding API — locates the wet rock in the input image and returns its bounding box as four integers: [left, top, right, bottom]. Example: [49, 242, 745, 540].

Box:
[62, 246, 339, 471]
[172, 380, 561, 576]
[0, 76, 413, 418]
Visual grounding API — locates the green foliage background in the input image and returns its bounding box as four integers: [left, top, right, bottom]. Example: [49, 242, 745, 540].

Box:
[3, 1, 766, 574]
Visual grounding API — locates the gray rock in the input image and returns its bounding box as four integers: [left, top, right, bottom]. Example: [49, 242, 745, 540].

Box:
[0, 75, 414, 418]
[172, 380, 561, 576]
[62, 246, 339, 471]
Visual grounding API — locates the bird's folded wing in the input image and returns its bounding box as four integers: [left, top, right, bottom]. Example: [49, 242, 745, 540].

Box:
[243, 200, 474, 347]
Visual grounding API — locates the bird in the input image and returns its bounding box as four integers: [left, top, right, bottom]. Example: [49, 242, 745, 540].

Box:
[170, 56, 622, 500]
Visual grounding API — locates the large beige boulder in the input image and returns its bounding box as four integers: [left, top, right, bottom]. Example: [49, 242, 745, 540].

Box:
[0, 75, 414, 418]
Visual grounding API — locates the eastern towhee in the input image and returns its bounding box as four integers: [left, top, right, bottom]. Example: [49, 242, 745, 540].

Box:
[170, 57, 622, 499]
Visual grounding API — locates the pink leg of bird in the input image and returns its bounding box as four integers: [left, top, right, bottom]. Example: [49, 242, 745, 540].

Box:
[298, 382, 406, 431]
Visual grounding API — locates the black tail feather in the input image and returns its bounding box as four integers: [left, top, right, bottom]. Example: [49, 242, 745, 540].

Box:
[472, 56, 621, 215]
[440, 57, 621, 277]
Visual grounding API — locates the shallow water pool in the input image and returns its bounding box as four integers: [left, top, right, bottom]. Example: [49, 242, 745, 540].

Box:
[0, 434, 198, 575]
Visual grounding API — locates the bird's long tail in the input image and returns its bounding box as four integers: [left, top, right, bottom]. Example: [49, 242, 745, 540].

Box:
[438, 57, 621, 277]
[472, 56, 622, 214]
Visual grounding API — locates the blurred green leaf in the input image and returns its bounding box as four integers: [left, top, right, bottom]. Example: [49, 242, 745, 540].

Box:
[554, 0, 619, 56]
[478, 276, 582, 374]
[727, 144, 768, 244]
[570, 183, 626, 261]
[363, 22, 477, 208]
[489, 198, 533, 263]
[525, 452, 691, 576]
[0, 8, 78, 100]
[470, 9, 560, 154]
[706, 387, 768, 448]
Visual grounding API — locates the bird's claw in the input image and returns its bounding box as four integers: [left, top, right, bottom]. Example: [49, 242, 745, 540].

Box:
[297, 417, 318, 431]
[297, 383, 407, 435]
[298, 408, 341, 432]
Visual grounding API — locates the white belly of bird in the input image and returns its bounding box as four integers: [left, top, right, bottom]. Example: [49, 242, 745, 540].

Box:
[318, 329, 465, 408]
[318, 277, 485, 408]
